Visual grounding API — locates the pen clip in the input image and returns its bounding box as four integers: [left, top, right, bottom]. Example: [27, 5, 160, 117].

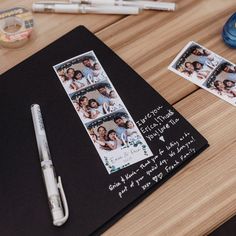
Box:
[54, 176, 69, 226]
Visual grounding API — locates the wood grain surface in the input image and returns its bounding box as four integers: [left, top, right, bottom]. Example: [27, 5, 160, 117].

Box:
[1, 0, 236, 235]
[104, 89, 236, 235]
[0, 0, 123, 74]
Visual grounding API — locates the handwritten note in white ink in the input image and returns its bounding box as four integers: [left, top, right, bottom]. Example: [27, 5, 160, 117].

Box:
[108, 106, 198, 199]
[136, 107, 180, 142]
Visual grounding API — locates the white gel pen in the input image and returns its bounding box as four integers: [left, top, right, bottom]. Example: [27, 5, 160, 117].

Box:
[70, 0, 176, 11]
[32, 2, 140, 15]
[31, 104, 69, 226]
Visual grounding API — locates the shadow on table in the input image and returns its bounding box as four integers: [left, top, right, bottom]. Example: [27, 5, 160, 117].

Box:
[209, 215, 236, 236]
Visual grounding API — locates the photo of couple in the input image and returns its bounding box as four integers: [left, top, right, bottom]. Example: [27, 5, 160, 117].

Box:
[86, 110, 152, 174]
[54, 51, 153, 174]
[88, 115, 141, 152]
[169, 41, 236, 107]
[170, 42, 221, 85]
[55, 53, 108, 94]
[204, 61, 236, 102]
[71, 81, 123, 123]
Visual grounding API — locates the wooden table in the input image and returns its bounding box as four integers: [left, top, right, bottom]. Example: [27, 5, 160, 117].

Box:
[1, 0, 236, 235]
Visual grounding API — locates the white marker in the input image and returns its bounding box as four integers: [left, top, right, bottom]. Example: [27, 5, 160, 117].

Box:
[70, 0, 176, 11]
[31, 104, 69, 226]
[32, 2, 140, 15]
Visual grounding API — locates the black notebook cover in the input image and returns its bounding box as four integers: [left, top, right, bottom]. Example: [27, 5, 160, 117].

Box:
[0, 26, 208, 236]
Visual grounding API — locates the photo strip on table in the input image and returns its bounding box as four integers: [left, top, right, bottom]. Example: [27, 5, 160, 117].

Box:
[203, 60, 236, 105]
[53, 51, 153, 174]
[169, 41, 236, 106]
[168, 41, 222, 86]
[86, 109, 153, 174]
[70, 80, 124, 123]
[55, 51, 109, 95]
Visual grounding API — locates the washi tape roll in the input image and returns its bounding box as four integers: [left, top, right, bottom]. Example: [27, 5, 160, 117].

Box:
[0, 7, 34, 48]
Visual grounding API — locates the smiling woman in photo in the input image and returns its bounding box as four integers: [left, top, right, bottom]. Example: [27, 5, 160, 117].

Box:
[78, 96, 90, 119]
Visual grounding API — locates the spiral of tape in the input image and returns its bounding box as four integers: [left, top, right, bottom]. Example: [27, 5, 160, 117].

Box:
[0, 7, 34, 48]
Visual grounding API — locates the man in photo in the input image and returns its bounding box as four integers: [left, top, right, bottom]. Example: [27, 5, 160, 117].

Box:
[82, 57, 95, 78]
[114, 116, 127, 140]
[97, 84, 111, 106]
[191, 45, 219, 68]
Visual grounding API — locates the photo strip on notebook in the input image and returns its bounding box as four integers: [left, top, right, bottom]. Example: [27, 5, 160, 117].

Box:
[53, 51, 153, 174]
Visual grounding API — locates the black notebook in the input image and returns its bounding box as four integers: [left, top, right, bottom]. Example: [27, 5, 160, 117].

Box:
[0, 26, 208, 236]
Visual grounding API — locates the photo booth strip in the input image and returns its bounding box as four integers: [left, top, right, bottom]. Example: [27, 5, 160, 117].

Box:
[168, 41, 236, 107]
[53, 51, 153, 174]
